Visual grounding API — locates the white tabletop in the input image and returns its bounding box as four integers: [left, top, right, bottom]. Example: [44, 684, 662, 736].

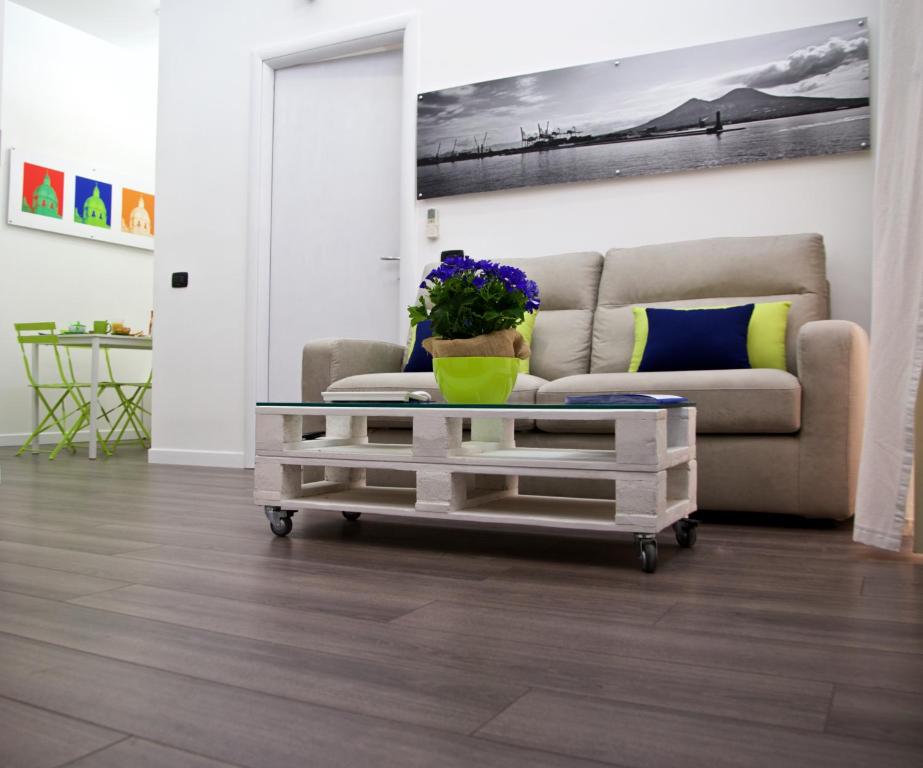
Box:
[49, 333, 153, 349]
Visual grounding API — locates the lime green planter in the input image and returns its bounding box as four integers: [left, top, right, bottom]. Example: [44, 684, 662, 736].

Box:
[433, 356, 519, 404]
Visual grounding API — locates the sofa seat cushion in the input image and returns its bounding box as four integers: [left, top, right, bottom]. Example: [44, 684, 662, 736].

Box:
[536, 369, 801, 434]
[328, 372, 548, 430]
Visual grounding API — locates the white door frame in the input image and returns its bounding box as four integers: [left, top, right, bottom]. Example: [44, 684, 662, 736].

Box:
[244, 14, 419, 468]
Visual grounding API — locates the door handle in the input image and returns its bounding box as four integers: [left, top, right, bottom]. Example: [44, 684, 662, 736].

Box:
[379, 256, 400, 261]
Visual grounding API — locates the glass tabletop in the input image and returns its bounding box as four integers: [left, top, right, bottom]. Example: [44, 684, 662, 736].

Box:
[257, 400, 692, 410]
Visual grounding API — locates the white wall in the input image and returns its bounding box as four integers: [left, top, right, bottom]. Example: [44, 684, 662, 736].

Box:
[0, 1, 157, 445]
[153, 0, 878, 467]
[0, 2, 5, 130]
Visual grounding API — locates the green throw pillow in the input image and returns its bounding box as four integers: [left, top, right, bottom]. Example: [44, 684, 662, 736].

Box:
[629, 301, 791, 372]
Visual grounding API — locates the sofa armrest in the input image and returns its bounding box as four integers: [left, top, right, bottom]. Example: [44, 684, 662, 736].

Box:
[796, 320, 869, 519]
[301, 338, 404, 433]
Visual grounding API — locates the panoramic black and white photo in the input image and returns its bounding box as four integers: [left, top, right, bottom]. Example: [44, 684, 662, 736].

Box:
[417, 18, 870, 198]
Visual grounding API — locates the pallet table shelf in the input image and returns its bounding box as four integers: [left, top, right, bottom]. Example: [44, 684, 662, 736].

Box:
[254, 401, 697, 572]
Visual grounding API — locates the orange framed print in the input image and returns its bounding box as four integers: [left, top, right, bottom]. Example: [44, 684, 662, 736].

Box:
[121, 187, 155, 237]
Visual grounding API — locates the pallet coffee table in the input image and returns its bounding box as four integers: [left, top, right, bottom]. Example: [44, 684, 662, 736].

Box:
[254, 401, 697, 572]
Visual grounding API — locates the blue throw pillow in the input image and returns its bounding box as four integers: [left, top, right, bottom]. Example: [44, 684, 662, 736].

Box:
[403, 319, 434, 372]
[639, 304, 755, 372]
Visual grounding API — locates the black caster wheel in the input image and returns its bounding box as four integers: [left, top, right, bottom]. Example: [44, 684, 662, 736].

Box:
[269, 515, 292, 537]
[673, 519, 698, 548]
[342, 511, 362, 522]
[639, 540, 658, 573]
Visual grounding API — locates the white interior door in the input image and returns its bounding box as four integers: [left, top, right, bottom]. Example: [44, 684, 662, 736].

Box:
[268, 47, 402, 401]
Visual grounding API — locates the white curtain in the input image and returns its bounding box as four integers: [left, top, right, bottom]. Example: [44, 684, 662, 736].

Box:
[854, 0, 923, 550]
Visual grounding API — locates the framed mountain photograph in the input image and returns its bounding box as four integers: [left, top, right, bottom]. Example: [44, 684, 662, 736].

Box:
[416, 17, 870, 198]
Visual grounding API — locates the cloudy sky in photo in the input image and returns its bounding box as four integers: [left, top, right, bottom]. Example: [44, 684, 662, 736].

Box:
[417, 18, 869, 155]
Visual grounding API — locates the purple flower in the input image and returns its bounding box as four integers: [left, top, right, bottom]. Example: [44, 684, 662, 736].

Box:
[419, 256, 541, 338]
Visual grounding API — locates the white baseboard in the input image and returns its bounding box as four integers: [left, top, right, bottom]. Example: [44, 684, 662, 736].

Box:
[0, 429, 145, 448]
[147, 448, 247, 469]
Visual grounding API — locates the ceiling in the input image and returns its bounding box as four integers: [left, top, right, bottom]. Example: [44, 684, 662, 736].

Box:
[12, 0, 160, 48]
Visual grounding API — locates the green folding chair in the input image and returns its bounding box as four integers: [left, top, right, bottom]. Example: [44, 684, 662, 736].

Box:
[13, 322, 113, 459]
[101, 351, 152, 450]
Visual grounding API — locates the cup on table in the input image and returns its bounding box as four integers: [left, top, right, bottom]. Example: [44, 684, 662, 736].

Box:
[92, 320, 111, 334]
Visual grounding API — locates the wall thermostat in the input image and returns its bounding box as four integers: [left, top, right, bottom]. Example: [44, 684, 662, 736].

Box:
[426, 208, 439, 239]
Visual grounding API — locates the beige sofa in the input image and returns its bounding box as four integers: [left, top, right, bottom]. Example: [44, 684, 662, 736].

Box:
[302, 234, 869, 520]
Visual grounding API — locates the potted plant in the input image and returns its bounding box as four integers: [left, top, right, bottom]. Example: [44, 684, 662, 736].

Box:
[408, 256, 540, 403]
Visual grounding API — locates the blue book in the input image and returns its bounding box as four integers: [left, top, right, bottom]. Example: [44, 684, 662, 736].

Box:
[565, 393, 689, 405]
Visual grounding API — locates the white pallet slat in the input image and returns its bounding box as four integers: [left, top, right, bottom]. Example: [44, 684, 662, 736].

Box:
[281, 485, 417, 514]
[254, 476, 349, 505]
[252, 450, 692, 482]
[266, 488, 694, 533]
[258, 441, 692, 473]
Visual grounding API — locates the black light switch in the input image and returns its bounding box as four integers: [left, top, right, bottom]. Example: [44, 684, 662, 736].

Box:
[171, 272, 189, 288]
[440, 250, 464, 262]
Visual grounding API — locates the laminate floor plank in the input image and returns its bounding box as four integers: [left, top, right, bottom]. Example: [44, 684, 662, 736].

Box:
[114, 543, 676, 625]
[492, 558, 868, 600]
[551, 535, 880, 573]
[97, 516, 564, 559]
[0, 540, 429, 622]
[0, 695, 124, 768]
[0, 522, 158, 556]
[63, 738, 241, 768]
[481, 568, 923, 624]
[863, 572, 923, 597]
[475, 688, 923, 768]
[0, 561, 129, 601]
[655, 602, 923, 655]
[107, 528, 524, 582]
[0, 514, 104, 533]
[0, 633, 605, 768]
[67, 584, 834, 731]
[391, 600, 923, 693]
[0, 589, 526, 735]
[826, 685, 923, 747]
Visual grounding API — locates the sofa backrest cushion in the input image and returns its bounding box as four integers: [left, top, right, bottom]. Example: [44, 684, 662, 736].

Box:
[501, 251, 604, 380]
[417, 251, 603, 381]
[591, 234, 829, 374]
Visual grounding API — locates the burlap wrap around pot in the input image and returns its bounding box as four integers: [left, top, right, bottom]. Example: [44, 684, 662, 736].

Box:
[422, 328, 531, 360]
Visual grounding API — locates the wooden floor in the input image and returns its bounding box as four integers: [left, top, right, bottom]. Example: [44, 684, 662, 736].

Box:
[0, 446, 921, 768]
